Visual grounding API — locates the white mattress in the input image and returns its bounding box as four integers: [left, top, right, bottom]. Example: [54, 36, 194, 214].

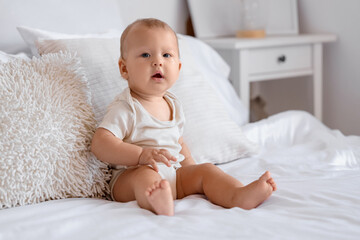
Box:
[1, 111, 359, 240]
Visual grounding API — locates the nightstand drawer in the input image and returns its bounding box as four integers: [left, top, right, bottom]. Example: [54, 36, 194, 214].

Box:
[248, 45, 312, 75]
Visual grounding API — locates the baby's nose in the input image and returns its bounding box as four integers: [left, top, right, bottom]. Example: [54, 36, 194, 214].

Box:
[152, 61, 163, 67]
[152, 56, 163, 67]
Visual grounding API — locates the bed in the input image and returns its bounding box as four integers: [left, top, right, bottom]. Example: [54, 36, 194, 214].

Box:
[1, 1, 360, 239]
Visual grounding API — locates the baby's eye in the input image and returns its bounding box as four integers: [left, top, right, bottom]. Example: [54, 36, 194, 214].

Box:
[141, 53, 150, 58]
[163, 53, 171, 58]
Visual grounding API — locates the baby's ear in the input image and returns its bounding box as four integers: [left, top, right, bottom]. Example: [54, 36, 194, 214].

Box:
[118, 58, 128, 80]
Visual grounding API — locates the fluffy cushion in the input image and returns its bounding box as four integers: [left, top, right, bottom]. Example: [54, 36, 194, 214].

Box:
[36, 36, 257, 164]
[0, 52, 109, 209]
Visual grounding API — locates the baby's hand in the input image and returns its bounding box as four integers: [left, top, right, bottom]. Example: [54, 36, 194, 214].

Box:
[139, 148, 177, 172]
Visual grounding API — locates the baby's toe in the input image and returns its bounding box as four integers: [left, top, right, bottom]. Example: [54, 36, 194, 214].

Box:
[259, 171, 271, 182]
[154, 181, 161, 189]
[159, 179, 170, 189]
[145, 188, 151, 196]
[148, 182, 158, 193]
[269, 180, 277, 191]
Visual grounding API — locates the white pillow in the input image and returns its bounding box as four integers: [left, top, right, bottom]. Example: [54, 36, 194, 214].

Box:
[180, 35, 248, 126]
[171, 73, 257, 163]
[37, 38, 127, 123]
[0, 51, 110, 209]
[17, 26, 122, 56]
[36, 34, 247, 126]
[26, 29, 247, 125]
[171, 38, 258, 163]
[36, 37, 257, 164]
[0, 50, 30, 63]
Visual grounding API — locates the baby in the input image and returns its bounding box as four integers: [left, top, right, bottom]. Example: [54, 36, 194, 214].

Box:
[91, 18, 276, 216]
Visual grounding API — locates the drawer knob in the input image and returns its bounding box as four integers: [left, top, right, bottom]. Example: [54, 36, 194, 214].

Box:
[278, 55, 286, 63]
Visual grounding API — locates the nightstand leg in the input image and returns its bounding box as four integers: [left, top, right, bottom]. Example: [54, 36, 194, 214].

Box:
[313, 43, 323, 121]
[227, 50, 251, 123]
[240, 50, 250, 122]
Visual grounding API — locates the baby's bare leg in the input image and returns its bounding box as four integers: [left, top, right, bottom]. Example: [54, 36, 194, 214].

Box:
[112, 166, 174, 216]
[176, 163, 276, 210]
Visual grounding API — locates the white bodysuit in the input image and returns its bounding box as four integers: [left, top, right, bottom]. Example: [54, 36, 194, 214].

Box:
[98, 87, 185, 199]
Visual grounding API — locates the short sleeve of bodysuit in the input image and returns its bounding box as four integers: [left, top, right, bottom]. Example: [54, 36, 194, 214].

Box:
[98, 100, 134, 140]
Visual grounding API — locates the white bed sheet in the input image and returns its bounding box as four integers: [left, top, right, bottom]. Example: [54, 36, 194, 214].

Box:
[0, 111, 359, 240]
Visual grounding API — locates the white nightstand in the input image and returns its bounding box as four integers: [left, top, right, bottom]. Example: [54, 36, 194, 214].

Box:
[203, 34, 337, 123]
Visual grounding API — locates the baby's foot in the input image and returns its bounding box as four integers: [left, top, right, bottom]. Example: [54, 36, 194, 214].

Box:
[145, 180, 174, 216]
[236, 171, 276, 210]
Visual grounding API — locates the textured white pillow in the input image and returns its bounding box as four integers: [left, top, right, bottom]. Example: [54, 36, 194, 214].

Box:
[36, 37, 257, 164]
[0, 52, 109, 209]
[18, 26, 122, 57]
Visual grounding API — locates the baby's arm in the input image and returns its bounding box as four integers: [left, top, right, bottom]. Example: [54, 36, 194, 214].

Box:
[91, 128, 176, 171]
[91, 128, 141, 166]
[178, 137, 196, 167]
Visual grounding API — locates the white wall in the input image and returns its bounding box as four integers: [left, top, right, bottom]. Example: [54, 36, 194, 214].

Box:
[300, 0, 360, 136]
[259, 0, 360, 135]
[117, 0, 189, 34]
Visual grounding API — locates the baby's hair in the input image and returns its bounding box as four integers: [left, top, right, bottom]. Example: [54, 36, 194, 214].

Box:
[120, 18, 179, 59]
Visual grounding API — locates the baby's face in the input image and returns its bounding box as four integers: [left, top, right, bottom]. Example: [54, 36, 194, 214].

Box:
[119, 25, 181, 97]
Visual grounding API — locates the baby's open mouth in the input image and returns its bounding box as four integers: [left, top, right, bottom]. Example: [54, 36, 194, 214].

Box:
[152, 73, 163, 78]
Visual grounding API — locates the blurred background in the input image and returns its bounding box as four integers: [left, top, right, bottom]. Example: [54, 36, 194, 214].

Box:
[1, 0, 359, 135]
